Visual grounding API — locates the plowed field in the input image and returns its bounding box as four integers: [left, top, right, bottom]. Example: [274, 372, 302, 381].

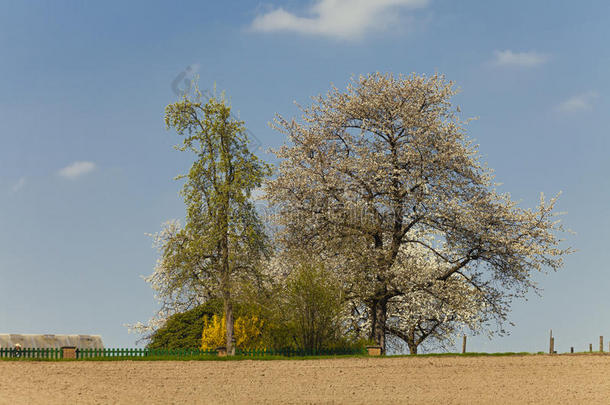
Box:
[1, 355, 609, 404]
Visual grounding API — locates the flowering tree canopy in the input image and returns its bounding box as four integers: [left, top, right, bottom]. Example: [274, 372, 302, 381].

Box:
[266, 72, 571, 354]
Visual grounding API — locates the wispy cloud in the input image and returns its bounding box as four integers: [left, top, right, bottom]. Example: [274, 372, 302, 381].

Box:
[557, 91, 598, 113]
[57, 161, 96, 180]
[251, 0, 429, 40]
[11, 177, 26, 193]
[493, 50, 549, 68]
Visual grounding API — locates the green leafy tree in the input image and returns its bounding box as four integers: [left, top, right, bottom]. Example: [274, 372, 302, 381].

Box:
[140, 88, 270, 355]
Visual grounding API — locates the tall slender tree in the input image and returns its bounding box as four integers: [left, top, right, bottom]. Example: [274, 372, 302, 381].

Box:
[141, 89, 270, 354]
[266, 72, 571, 354]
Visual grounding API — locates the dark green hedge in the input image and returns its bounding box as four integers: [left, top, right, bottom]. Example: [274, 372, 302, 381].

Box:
[147, 300, 222, 349]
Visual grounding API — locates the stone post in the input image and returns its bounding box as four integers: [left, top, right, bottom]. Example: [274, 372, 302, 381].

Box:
[61, 346, 77, 359]
[366, 346, 382, 356]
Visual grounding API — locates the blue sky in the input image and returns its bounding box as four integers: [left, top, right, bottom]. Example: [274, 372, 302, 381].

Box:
[1, 0, 608, 352]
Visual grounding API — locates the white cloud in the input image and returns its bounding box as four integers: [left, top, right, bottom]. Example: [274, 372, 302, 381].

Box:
[11, 177, 26, 193]
[251, 0, 429, 40]
[493, 50, 548, 67]
[57, 161, 96, 180]
[557, 91, 598, 113]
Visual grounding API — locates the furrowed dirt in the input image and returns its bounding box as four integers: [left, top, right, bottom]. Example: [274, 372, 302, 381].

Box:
[1, 355, 609, 404]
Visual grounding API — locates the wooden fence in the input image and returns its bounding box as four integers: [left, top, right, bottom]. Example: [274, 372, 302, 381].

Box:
[77, 348, 217, 359]
[1, 347, 364, 359]
[549, 330, 610, 354]
[0, 347, 217, 359]
[0, 348, 62, 359]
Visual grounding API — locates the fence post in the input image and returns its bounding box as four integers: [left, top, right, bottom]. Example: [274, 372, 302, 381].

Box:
[570, 347, 574, 353]
[589, 343, 592, 353]
[549, 330, 553, 354]
[462, 335, 467, 354]
[600, 336, 604, 353]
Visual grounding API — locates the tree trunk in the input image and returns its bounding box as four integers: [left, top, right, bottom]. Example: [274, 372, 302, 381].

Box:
[220, 195, 234, 355]
[221, 240, 234, 355]
[224, 295, 234, 355]
[370, 298, 388, 355]
[385, 325, 419, 355]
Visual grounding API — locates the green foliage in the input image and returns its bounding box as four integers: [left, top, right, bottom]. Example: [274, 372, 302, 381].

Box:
[283, 259, 345, 352]
[324, 338, 372, 354]
[155, 87, 271, 351]
[147, 299, 267, 350]
[147, 301, 222, 349]
[245, 254, 352, 352]
[164, 90, 271, 264]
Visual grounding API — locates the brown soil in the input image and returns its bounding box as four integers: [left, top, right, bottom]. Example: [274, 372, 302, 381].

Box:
[1, 355, 609, 404]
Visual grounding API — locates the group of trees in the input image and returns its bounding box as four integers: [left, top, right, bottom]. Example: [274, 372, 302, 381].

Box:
[143, 251, 353, 352]
[134, 73, 570, 355]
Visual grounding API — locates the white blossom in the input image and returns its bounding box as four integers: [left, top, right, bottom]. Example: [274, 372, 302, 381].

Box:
[266, 72, 572, 353]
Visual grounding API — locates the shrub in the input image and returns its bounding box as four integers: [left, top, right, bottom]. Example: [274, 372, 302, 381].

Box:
[147, 300, 222, 349]
[200, 314, 265, 350]
[282, 259, 345, 352]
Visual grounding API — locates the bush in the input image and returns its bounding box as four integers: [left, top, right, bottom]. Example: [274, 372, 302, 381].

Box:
[147, 300, 222, 349]
[200, 314, 265, 350]
[148, 256, 356, 353]
[283, 259, 345, 352]
[249, 255, 350, 352]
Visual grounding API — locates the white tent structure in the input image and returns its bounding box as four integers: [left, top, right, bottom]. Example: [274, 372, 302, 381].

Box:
[0, 334, 104, 349]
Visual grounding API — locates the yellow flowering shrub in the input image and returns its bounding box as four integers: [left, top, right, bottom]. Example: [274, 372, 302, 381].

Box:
[201, 314, 265, 350]
[200, 314, 225, 350]
[234, 315, 265, 350]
